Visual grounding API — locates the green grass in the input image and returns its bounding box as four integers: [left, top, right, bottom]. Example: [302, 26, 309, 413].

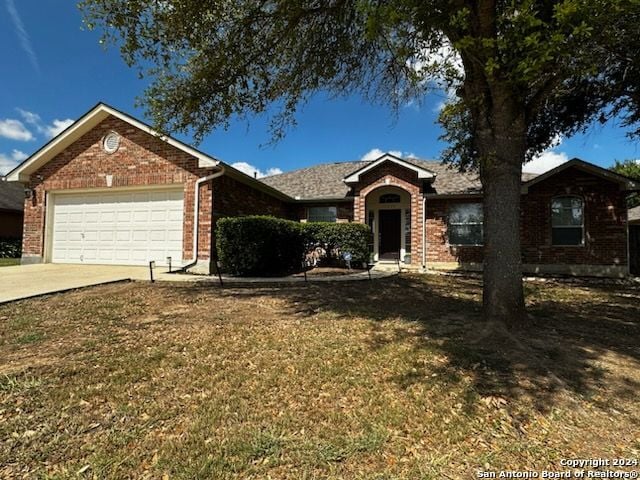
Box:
[0, 258, 20, 267]
[0, 276, 639, 478]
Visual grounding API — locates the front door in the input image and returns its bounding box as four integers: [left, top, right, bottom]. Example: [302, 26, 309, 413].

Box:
[379, 209, 401, 260]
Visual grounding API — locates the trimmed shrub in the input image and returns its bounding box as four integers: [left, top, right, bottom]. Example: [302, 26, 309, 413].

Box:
[302, 222, 371, 266]
[216, 216, 305, 276]
[0, 237, 21, 259]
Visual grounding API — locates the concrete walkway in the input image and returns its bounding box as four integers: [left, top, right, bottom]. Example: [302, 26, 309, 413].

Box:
[0, 264, 396, 304]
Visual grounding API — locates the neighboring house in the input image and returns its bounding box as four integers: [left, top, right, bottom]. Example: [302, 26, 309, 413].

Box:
[629, 206, 640, 275]
[0, 180, 25, 239]
[5, 103, 640, 277]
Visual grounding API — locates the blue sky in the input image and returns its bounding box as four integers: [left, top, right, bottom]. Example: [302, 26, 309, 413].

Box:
[1, 0, 639, 178]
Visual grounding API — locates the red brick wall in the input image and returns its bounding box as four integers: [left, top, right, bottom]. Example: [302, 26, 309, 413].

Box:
[424, 168, 628, 268]
[0, 210, 23, 238]
[426, 198, 484, 264]
[212, 174, 288, 218]
[352, 160, 425, 266]
[520, 167, 627, 266]
[210, 174, 290, 258]
[23, 115, 215, 261]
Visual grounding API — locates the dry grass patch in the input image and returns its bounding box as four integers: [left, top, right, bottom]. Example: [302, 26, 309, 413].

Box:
[0, 275, 639, 479]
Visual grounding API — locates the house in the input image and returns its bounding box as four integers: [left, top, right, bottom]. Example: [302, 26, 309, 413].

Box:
[0, 180, 24, 239]
[5, 102, 640, 277]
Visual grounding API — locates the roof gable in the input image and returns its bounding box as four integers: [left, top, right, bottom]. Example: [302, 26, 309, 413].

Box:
[5, 103, 220, 182]
[521, 158, 640, 193]
[343, 153, 436, 183]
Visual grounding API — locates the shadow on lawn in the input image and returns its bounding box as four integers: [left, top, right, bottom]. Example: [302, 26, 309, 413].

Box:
[174, 275, 640, 413]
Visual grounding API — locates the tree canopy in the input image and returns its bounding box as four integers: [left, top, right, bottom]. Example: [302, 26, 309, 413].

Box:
[611, 159, 640, 207]
[79, 0, 640, 325]
[81, 1, 640, 160]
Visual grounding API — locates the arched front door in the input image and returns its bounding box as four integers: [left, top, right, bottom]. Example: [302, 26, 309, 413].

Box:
[365, 186, 411, 263]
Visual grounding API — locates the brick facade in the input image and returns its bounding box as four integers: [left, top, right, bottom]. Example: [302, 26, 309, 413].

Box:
[520, 167, 628, 266]
[352, 161, 425, 266]
[23, 116, 215, 262]
[18, 112, 630, 275]
[425, 198, 484, 264]
[325, 165, 628, 272]
[210, 174, 290, 258]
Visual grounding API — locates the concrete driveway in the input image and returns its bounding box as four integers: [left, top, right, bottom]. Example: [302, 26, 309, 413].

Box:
[0, 264, 153, 304]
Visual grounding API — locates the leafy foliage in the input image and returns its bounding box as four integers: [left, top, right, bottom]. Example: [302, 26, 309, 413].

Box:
[216, 216, 371, 276]
[611, 159, 640, 207]
[216, 216, 305, 276]
[0, 238, 21, 259]
[79, 0, 640, 164]
[303, 222, 372, 266]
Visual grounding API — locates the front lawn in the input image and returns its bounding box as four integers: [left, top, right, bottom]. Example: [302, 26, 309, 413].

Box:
[1, 275, 639, 478]
[0, 258, 20, 267]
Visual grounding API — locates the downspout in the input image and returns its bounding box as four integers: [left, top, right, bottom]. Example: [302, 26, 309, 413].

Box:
[422, 194, 427, 271]
[184, 165, 225, 271]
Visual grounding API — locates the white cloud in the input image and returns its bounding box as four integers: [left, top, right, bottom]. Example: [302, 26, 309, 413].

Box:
[523, 150, 569, 174]
[17, 109, 74, 138]
[5, 0, 39, 73]
[0, 119, 33, 141]
[44, 119, 74, 138]
[360, 148, 415, 161]
[361, 148, 398, 161]
[0, 149, 28, 175]
[231, 161, 283, 178]
[523, 135, 569, 174]
[16, 108, 41, 126]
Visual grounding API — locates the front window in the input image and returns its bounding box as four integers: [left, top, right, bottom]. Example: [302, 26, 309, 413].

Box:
[308, 206, 337, 222]
[448, 203, 483, 246]
[551, 196, 584, 245]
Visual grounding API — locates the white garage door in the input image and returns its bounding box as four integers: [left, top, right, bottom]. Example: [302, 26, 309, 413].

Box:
[51, 188, 184, 266]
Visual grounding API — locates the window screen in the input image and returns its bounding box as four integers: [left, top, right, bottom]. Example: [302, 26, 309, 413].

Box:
[448, 203, 483, 246]
[551, 197, 584, 245]
[308, 206, 337, 222]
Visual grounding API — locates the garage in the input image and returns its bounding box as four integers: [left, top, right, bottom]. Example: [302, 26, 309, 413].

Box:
[49, 188, 184, 266]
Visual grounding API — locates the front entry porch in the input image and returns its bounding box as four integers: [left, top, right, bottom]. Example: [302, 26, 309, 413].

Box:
[364, 186, 413, 264]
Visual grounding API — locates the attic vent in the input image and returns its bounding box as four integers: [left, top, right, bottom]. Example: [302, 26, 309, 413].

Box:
[103, 132, 120, 153]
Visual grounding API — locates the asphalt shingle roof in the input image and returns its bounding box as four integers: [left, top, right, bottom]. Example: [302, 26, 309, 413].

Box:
[0, 181, 24, 212]
[629, 205, 640, 223]
[260, 158, 538, 200]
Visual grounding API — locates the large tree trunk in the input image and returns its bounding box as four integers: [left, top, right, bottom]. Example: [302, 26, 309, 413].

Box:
[477, 106, 527, 327]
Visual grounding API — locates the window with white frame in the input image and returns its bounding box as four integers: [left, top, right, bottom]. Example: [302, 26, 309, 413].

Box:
[551, 196, 584, 245]
[448, 203, 483, 246]
[307, 206, 337, 222]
